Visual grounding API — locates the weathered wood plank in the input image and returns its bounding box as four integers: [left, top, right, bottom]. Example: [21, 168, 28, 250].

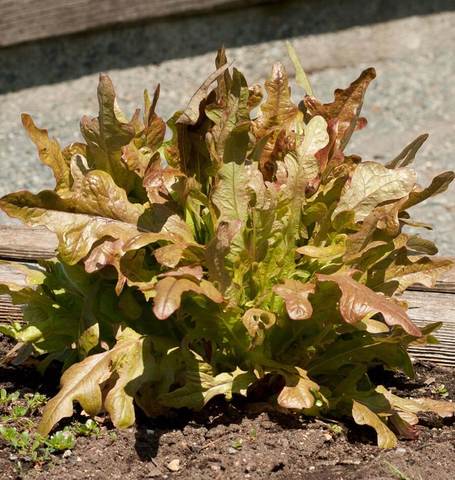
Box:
[0, 262, 30, 286]
[407, 265, 455, 294]
[0, 225, 57, 260]
[0, 0, 273, 47]
[0, 295, 23, 323]
[403, 289, 455, 367]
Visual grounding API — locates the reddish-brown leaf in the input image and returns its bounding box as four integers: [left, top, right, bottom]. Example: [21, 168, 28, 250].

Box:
[317, 273, 421, 336]
[273, 279, 315, 320]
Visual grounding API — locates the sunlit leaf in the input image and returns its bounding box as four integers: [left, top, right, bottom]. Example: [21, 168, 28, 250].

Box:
[352, 400, 397, 449]
[333, 162, 416, 221]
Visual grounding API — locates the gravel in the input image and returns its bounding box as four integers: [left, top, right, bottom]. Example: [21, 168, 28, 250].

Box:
[0, 1, 453, 253]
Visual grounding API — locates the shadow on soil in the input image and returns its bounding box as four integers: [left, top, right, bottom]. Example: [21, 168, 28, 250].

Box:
[133, 397, 322, 462]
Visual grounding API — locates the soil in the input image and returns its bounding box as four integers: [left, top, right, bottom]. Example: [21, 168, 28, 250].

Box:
[1, 334, 454, 480]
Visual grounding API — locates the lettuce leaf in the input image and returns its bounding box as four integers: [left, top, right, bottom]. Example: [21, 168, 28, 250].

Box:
[0, 47, 453, 446]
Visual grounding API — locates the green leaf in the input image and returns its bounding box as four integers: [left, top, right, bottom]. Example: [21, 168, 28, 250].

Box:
[286, 41, 314, 96]
[212, 161, 250, 223]
[402, 171, 455, 210]
[297, 235, 346, 261]
[157, 365, 247, 410]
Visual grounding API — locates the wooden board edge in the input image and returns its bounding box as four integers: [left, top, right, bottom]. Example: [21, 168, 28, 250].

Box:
[0, 0, 275, 48]
[0, 225, 57, 260]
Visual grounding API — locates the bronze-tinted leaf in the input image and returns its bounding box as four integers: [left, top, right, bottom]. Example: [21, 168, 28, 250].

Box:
[206, 68, 250, 165]
[370, 254, 453, 295]
[38, 329, 147, 435]
[402, 171, 455, 210]
[242, 308, 276, 347]
[105, 335, 154, 429]
[214, 46, 232, 105]
[22, 114, 70, 192]
[143, 156, 183, 205]
[317, 273, 421, 336]
[273, 279, 315, 320]
[376, 385, 455, 418]
[278, 368, 319, 410]
[160, 265, 204, 281]
[154, 243, 188, 268]
[205, 220, 242, 291]
[386, 133, 429, 169]
[144, 85, 166, 153]
[352, 400, 397, 449]
[258, 62, 298, 130]
[97, 74, 135, 151]
[153, 277, 223, 320]
[304, 68, 376, 150]
[177, 63, 230, 126]
[292, 115, 329, 182]
[121, 142, 151, 178]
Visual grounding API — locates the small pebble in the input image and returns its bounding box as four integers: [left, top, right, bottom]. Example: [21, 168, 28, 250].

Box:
[63, 449, 72, 458]
[166, 459, 181, 472]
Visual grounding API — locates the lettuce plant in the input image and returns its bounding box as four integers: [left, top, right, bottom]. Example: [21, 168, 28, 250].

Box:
[1, 46, 454, 448]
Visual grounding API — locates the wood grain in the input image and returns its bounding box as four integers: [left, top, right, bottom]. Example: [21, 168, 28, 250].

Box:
[0, 261, 31, 286]
[0, 225, 57, 260]
[0, 295, 23, 323]
[402, 290, 455, 366]
[407, 263, 455, 294]
[0, 0, 273, 47]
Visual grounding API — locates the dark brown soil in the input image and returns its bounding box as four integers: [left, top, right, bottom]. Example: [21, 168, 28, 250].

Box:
[1, 334, 454, 480]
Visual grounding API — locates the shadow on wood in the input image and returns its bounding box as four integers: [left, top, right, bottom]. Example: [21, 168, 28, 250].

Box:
[1, 0, 455, 94]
